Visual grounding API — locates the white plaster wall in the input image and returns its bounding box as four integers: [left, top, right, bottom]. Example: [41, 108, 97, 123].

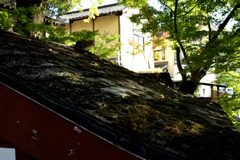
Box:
[165, 47, 175, 77]
[198, 73, 217, 97]
[154, 45, 175, 77]
[197, 85, 212, 97]
[119, 9, 154, 71]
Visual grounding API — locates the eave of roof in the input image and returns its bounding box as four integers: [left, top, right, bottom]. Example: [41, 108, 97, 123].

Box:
[1, 0, 16, 5]
[0, 0, 16, 8]
[60, 3, 127, 21]
[44, 13, 70, 24]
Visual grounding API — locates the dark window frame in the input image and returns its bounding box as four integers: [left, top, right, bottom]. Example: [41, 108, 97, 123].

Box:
[133, 34, 145, 52]
[154, 49, 165, 61]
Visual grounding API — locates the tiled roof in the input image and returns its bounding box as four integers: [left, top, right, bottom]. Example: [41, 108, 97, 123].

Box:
[60, 3, 126, 20]
[44, 13, 70, 24]
[1, 29, 240, 159]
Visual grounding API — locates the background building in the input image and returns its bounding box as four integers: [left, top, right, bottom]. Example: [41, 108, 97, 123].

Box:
[60, 3, 154, 72]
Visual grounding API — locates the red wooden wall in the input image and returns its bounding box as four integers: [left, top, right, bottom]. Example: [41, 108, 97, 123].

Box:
[0, 83, 142, 160]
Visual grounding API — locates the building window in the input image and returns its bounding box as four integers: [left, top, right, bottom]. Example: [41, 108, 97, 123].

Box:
[154, 50, 165, 61]
[133, 34, 144, 52]
[154, 50, 168, 71]
[109, 52, 121, 66]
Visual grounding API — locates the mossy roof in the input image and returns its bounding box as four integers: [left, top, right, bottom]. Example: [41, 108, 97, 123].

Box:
[1, 29, 240, 160]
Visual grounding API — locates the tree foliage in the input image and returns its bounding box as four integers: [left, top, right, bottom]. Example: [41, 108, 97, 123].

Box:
[15, 0, 104, 26]
[118, 0, 148, 8]
[128, 39, 143, 57]
[0, 0, 121, 59]
[89, 32, 121, 59]
[128, 0, 240, 94]
[15, 0, 105, 15]
[44, 0, 82, 14]
[16, 0, 84, 14]
[0, 9, 14, 30]
[216, 71, 240, 131]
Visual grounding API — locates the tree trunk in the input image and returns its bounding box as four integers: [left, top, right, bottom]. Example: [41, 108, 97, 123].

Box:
[175, 46, 208, 95]
[16, 0, 45, 36]
[17, 0, 45, 23]
[177, 80, 199, 95]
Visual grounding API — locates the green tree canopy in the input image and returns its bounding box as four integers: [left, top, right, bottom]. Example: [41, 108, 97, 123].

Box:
[0, 0, 120, 59]
[16, 0, 102, 14]
[127, 0, 240, 94]
[15, 0, 104, 25]
[216, 71, 240, 130]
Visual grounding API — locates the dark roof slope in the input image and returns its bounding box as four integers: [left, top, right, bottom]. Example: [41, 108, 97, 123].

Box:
[1, 29, 240, 160]
[60, 3, 126, 20]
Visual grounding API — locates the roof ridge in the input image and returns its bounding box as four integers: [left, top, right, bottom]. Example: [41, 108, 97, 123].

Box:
[2, 0, 16, 5]
[60, 3, 123, 16]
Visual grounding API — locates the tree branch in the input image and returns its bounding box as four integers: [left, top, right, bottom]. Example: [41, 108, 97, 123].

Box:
[212, 3, 240, 40]
[180, 4, 198, 16]
[176, 47, 186, 80]
[199, 3, 240, 74]
[226, 72, 240, 79]
[173, 0, 178, 33]
[166, 24, 174, 33]
[173, 0, 188, 61]
[159, 0, 174, 13]
[230, 28, 240, 38]
[208, 20, 212, 40]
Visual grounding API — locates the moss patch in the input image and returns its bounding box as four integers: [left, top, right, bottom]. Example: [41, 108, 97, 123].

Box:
[97, 97, 204, 136]
[97, 97, 160, 132]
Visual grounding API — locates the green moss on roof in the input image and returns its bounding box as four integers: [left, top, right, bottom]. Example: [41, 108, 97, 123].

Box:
[1, 29, 240, 159]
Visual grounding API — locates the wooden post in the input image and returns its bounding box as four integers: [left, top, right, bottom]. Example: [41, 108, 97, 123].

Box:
[211, 85, 213, 101]
[217, 85, 220, 100]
